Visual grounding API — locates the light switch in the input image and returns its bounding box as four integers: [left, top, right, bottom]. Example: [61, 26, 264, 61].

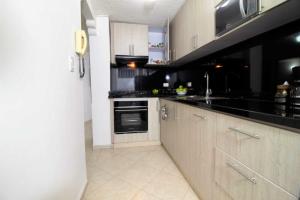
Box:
[69, 56, 75, 72]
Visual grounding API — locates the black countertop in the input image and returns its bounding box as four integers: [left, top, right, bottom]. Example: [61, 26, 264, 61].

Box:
[109, 91, 300, 132]
[108, 90, 176, 99]
[165, 96, 300, 132]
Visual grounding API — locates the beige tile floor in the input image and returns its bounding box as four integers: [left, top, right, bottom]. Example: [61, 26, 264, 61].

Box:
[83, 122, 200, 200]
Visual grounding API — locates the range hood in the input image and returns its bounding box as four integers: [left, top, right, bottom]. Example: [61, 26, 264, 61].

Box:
[115, 55, 149, 67]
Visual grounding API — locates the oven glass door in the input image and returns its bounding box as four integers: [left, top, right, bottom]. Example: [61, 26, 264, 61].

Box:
[114, 108, 148, 134]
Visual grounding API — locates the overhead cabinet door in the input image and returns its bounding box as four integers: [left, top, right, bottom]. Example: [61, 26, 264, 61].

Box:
[111, 23, 148, 63]
[169, 0, 215, 62]
[195, 0, 215, 48]
[111, 23, 132, 56]
[131, 24, 148, 56]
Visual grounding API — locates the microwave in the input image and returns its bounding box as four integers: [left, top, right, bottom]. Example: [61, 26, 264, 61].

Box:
[216, 0, 259, 36]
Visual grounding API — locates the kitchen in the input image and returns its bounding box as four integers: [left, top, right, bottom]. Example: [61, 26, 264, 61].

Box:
[83, 0, 300, 199]
[2, 0, 300, 199]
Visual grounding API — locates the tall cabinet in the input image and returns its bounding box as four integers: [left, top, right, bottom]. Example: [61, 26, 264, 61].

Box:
[110, 22, 148, 63]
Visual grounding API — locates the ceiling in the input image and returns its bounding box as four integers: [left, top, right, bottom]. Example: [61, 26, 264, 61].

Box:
[91, 0, 186, 27]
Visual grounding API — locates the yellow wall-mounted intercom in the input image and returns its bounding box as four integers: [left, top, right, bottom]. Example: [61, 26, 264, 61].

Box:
[75, 30, 88, 78]
[75, 30, 88, 56]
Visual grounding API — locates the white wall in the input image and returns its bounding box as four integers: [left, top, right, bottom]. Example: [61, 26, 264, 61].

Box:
[81, 11, 93, 122]
[0, 0, 87, 200]
[83, 52, 93, 122]
[89, 16, 112, 147]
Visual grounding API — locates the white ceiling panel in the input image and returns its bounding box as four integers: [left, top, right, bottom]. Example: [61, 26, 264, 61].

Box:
[91, 0, 186, 26]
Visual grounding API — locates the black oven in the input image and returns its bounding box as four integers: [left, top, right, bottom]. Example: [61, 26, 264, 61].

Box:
[114, 101, 148, 134]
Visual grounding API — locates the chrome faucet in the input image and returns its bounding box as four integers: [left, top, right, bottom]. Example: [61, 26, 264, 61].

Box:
[204, 72, 212, 98]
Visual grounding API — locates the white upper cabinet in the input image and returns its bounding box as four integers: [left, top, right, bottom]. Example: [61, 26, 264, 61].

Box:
[260, 0, 288, 13]
[131, 24, 149, 56]
[110, 22, 148, 63]
[195, 0, 215, 48]
[170, 0, 215, 61]
[111, 23, 132, 57]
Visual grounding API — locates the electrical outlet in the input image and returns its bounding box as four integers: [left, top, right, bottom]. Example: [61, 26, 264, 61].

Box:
[163, 83, 169, 88]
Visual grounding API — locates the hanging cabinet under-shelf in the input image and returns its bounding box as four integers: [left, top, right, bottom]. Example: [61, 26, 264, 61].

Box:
[110, 22, 148, 63]
[260, 0, 288, 13]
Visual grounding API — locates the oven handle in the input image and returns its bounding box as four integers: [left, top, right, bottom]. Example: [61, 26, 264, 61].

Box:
[115, 109, 148, 112]
[127, 119, 139, 122]
[114, 106, 148, 109]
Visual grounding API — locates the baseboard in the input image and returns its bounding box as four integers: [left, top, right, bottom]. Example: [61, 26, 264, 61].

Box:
[78, 180, 88, 200]
[93, 144, 113, 150]
[113, 141, 161, 148]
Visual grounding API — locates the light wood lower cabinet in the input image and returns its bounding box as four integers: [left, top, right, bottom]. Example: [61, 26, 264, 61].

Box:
[160, 100, 177, 158]
[216, 113, 300, 197]
[160, 99, 300, 200]
[188, 107, 216, 200]
[215, 148, 297, 200]
[160, 100, 216, 200]
[215, 148, 255, 200]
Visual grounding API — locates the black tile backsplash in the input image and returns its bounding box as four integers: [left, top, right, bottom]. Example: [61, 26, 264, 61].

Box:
[110, 67, 178, 91]
[111, 19, 300, 99]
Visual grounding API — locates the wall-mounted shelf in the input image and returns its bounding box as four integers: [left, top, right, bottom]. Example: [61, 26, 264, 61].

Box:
[149, 46, 166, 52]
[148, 23, 169, 65]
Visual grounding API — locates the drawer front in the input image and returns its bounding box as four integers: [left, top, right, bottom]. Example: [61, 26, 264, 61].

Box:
[215, 148, 255, 200]
[215, 148, 297, 200]
[216, 114, 300, 197]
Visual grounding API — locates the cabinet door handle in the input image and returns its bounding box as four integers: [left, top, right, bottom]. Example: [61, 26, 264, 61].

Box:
[133, 45, 135, 55]
[193, 114, 207, 120]
[192, 36, 195, 49]
[173, 49, 176, 60]
[129, 45, 132, 55]
[228, 127, 260, 139]
[161, 105, 168, 120]
[226, 162, 257, 184]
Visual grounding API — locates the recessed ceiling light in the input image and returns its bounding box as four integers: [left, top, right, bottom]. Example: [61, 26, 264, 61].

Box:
[165, 74, 170, 81]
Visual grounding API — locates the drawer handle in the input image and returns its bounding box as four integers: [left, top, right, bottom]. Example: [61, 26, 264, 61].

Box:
[226, 162, 257, 184]
[228, 127, 260, 139]
[193, 114, 207, 120]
